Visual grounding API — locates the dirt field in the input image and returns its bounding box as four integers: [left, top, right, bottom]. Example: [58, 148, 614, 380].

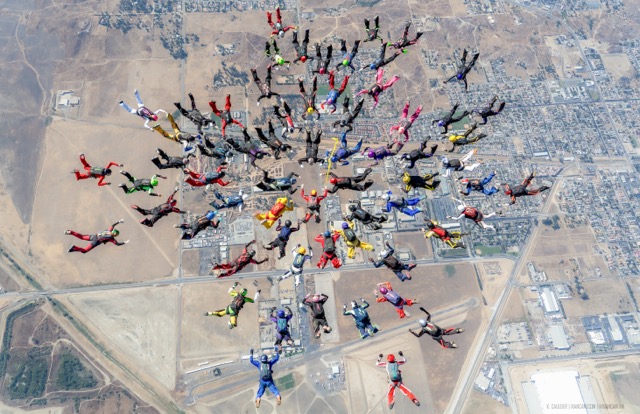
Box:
[563, 278, 635, 317]
[462, 389, 512, 414]
[477, 259, 514, 308]
[65, 286, 179, 390]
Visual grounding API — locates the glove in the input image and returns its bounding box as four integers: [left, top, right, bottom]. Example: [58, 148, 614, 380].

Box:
[203, 312, 209, 316]
[398, 351, 403, 357]
[250, 348, 254, 355]
[119, 219, 125, 223]
[368, 258, 374, 263]
[343, 304, 347, 309]
[359, 298, 364, 302]
[378, 353, 383, 359]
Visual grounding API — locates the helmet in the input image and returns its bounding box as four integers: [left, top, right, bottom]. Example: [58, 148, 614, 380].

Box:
[151, 114, 159, 121]
[323, 230, 331, 237]
[240, 288, 248, 296]
[284, 220, 292, 227]
[249, 250, 256, 257]
[504, 188, 512, 196]
[300, 56, 307, 62]
[341, 222, 349, 229]
[104, 168, 112, 176]
[398, 127, 405, 134]
[367, 150, 375, 158]
[151, 177, 159, 186]
[370, 63, 376, 70]
[308, 158, 315, 165]
[297, 246, 306, 255]
[348, 204, 356, 212]
[418, 319, 427, 327]
[387, 354, 395, 363]
[460, 178, 469, 184]
[206, 210, 217, 220]
[330, 177, 337, 184]
[379, 250, 390, 259]
[426, 221, 435, 229]
[277, 309, 285, 318]
[170, 199, 177, 207]
[441, 157, 449, 166]
[379, 287, 388, 295]
[457, 205, 465, 213]
[438, 120, 444, 126]
[288, 127, 295, 134]
[260, 355, 268, 363]
[319, 68, 326, 75]
[307, 107, 314, 114]
[457, 73, 463, 80]
[291, 178, 297, 184]
[351, 300, 358, 308]
[278, 30, 285, 38]
[310, 189, 317, 196]
[402, 174, 410, 184]
[111, 229, 120, 237]
[342, 59, 349, 66]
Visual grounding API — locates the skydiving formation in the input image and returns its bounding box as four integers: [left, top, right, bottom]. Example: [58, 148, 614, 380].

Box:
[64, 5, 557, 409]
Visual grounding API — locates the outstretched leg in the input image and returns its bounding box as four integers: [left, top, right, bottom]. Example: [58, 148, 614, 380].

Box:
[134, 89, 144, 107]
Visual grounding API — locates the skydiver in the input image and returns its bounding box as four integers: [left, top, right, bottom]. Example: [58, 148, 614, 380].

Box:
[210, 240, 267, 278]
[374, 282, 418, 319]
[400, 139, 438, 169]
[298, 76, 320, 120]
[300, 185, 328, 223]
[251, 65, 280, 106]
[298, 127, 325, 166]
[151, 148, 195, 170]
[327, 168, 374, 193]
[459, 171, 498, 196]
[444, 49, 480, 91]
[131, 188, 182, 227]
[336, 39, 361, 73]
[255, 170, 300, 194]
[441, 149, 480, 177]
[66, 219, 128, 253]
[174, 93, 214, 134]
[226, 129, 270, 168]
[249, 347, 281, 408]
[355, 68, 400, 109]
[314, 230, 342, 269]
[343, 298, 379, 339]
[208, 94, 245, 138]
[362, 145, 397, 166]
[376, 351, 420, 409]
[422, 219, 466, 249]
[263, 219, 301, 259]
[471, 95, 506, 124]
[345, 200, 388, 230]
[303, 293, 332, 338]
[175, 210, 220, 240]
[255, 196, 295, 229]
[266, 6, 296, 38]
[409, 307, 464, 349]
[270, 307, 294, 347]
[312, 44, 333, 75]
[446, 122, 486, 151]
[383, 191, 425, 217]
[369, 241, 417, 282]
[432, 103, 470, 134]
[363, 16, 383, 43]
[401, 171, 440, 193]
[255, 121, 292, 159]
[119, 170, 166, 197]
[151, 113, 197, 150]
[72, 154, 122, 187]
[388, 21, 423, 51]
[265, 39, 290, 68]
[446, 198, 497, 231]
[118, 89, 166, 130]
[365, 42, 401, 71]
[273, 99, 302, 137]
[332, 97, 364, 133]
[320, 71, 350, 113]
[197, 135, 233, 162]
[205, 282, 259, 329]
[184, 165, 230, 188]
[334, 220, 375, 259]
[209, 189, 248, 212]
[329, 132, 363, 166]
[389, 101, 423, 150]
[272, 244, 313, 286]
[292, 29, 313, 64]
[504, 171, 550, 204]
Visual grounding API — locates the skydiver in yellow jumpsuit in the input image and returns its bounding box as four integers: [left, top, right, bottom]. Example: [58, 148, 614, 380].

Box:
[333, 220, 374, 259]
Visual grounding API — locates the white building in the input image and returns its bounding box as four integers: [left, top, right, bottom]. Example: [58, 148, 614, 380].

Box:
[522, 371, 600, 414]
